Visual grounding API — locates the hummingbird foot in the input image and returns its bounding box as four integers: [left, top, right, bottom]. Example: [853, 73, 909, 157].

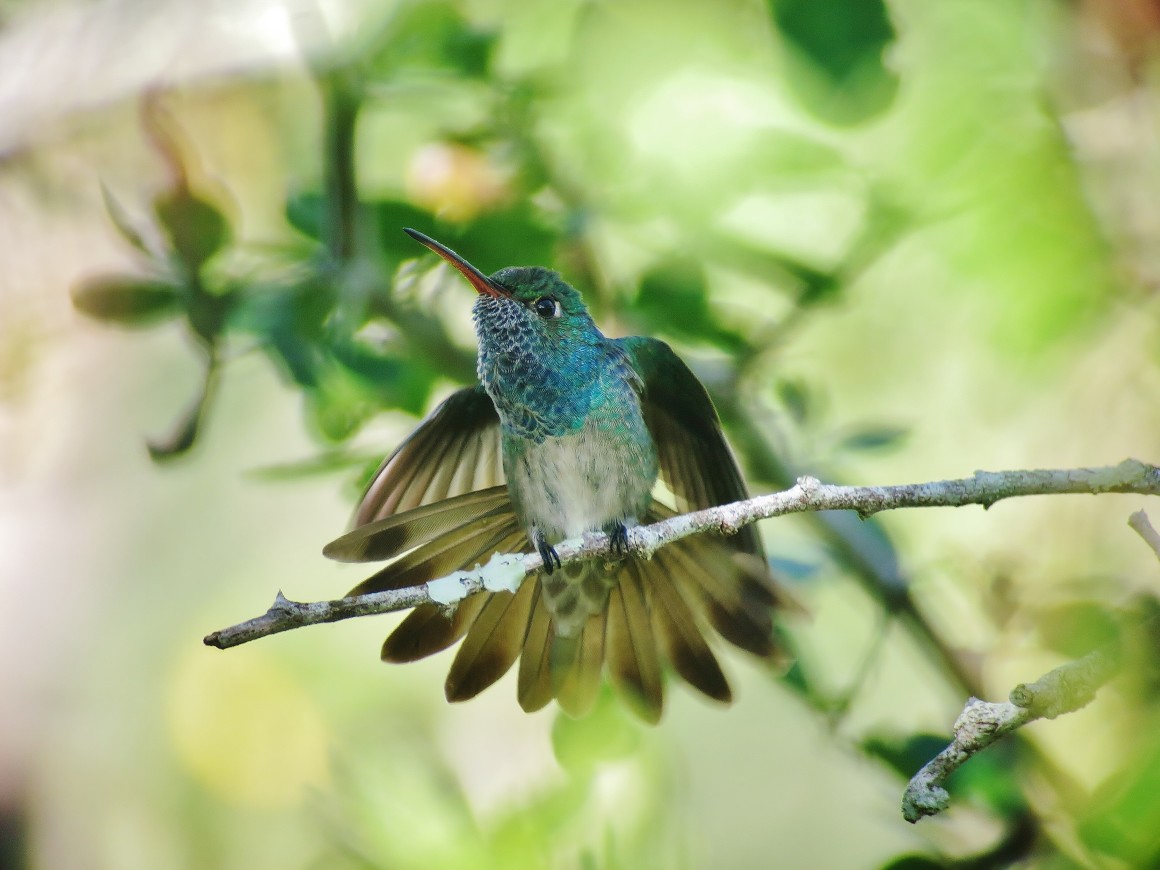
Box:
[606, 521, 630, 557]
[533, 530, 562, 574]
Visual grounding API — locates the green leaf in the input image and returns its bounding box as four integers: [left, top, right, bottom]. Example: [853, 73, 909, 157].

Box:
[147, 355, 216, 460]
[330, 339, 435, 416]
[862, 733, 948, 781]
[186, 289, 234, 345]
[365, 1, 496, 79]
[775, 378, 812, 425]
[633, 259, 746, 352]
[550, 689, 641, 777]
[878, 857, 947, 870]
[836, 425, 909, 453]
[99, 184, 150, 255]
[441, 205, 560, 272]
[948, 743, 1027, 819]
[154, 186, 230, 271]
[285, 190, 325, 242]
[71, 275, 182, 326]
[1036, 601, 1122, 659]
[768, 0, 898, 125]
[1078, 732, 1160, 865]
[864, 732, 1026, 819]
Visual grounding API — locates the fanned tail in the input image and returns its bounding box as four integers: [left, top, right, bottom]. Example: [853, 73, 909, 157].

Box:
[331, 494, 783, 721]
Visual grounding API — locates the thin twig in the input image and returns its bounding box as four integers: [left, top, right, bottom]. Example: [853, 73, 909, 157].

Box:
[1128, 510, 1160, 563]
[205, 459, 1160, 650]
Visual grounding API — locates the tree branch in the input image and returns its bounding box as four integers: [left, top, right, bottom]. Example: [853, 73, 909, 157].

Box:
[204, 459, 1160, 650]
[901, 506, 1160, 823]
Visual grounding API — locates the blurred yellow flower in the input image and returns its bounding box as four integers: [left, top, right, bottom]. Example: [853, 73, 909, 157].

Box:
[405, 143, 510, 222]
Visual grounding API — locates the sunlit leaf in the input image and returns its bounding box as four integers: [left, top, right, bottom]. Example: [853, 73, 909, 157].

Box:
[1036, 600, 1122, 659]
[1078, 732, 1160, 866]
[551, 689, 641, 777]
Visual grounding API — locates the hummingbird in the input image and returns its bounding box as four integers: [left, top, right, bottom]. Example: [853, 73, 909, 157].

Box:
[324, 229, 782, 722]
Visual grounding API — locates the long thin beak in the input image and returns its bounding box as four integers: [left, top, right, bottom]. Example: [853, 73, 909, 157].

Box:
[403, 228, 508, 298]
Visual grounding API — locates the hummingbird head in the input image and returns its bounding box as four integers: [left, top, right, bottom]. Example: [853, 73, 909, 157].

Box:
[404, 228, 607, 436]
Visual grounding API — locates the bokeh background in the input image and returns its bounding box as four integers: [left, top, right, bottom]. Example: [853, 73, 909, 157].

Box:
[4, 0, 1160, 866]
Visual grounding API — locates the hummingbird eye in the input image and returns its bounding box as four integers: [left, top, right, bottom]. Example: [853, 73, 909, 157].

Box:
[532, 296, 561, 318]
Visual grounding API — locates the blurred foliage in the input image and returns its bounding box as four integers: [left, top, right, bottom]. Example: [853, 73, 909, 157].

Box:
[28, 0, 1160, 866]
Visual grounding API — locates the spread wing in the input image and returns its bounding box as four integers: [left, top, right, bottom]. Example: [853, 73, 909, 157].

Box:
[617, 335, 779, 659]
[616, 336, 765, 559]
[351, 385, 505, 526]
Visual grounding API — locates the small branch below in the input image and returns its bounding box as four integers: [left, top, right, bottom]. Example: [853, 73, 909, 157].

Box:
[901, 648, 1119, 823]
[902, 506, 1160, 823]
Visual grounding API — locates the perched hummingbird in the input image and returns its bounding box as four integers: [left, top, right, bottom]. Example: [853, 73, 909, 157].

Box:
[324, 229, 782, 722]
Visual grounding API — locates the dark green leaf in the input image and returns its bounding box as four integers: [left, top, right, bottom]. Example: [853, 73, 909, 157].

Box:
[878, 857, 947, 870]
[862, 733, 948, 781]
[770, 0, 894, 82]
[633, 259, 746, 352]
[865, 732, 1026, 819]
[187, 290, 234, 345]
[154, 187, 230, 271]
[365, 2, 495, 79]
[775, 378, 812, 424]
[768, 0, 898, 125]
[147, 356, 216, 460]
[71, 275, 182, 326]
[948, 743, 1027, 819]
[329, 338, 436, 415]
[441, 205, 560, 272]
[285, 190, 325, 242]
[837, 425, 909, 453]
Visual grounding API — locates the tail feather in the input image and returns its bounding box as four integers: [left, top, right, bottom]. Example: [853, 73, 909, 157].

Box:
[664, 538, 776, 658]
[650, 548, 731, 704]
[445, 576, 536, 702]
[339, 484, 781, 721]
[551, 611, 606, 718]
[517, 584, 554, 712]
[605, 565, 664, 723]
[381, 596, 487, 662]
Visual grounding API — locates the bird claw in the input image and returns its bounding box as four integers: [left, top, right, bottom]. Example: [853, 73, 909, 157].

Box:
[536, 537, 562, 574]
[608, 523, 629, 557]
